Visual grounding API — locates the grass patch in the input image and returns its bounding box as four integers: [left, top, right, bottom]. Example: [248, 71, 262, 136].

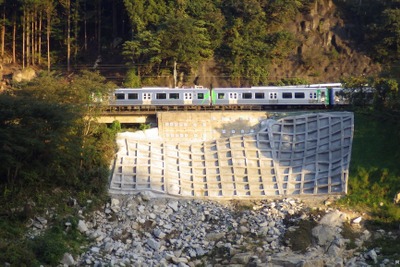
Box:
[340, 222, 361, 250]
[336, 111, 400, 259]
[338, 112, 400, 223]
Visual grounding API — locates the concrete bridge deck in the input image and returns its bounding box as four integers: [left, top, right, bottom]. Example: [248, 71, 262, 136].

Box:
[109, 111, 353, 198]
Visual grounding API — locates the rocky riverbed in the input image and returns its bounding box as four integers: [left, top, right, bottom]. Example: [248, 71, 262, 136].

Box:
[50, 192, 399, 266]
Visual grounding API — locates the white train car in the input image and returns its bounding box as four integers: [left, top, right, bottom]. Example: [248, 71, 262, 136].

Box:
[110, 87, 211, 109]
[212, 87, 337, 106]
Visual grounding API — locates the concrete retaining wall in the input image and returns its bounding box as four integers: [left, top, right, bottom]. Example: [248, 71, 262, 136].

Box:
[110, 112, 353, 198]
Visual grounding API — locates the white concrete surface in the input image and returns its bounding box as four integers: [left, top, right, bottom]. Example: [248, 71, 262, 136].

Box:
[109, 112, 353, 198]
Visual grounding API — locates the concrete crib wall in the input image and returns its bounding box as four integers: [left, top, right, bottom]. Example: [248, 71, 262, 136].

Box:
[110, 112, 354, 198]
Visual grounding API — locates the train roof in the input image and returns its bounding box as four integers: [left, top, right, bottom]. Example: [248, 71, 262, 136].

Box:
[114, 87, 209, 91]
[213, 86, 342, 91]
[251, 83, 342, 89]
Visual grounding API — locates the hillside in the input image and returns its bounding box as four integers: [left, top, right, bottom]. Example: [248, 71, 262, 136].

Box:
[0, 0, 383, 88]
[194, 0, 381, 88]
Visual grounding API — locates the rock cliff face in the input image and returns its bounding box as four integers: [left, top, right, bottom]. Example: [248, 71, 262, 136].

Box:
[269, 0, 380, 83]
[197, 0, 381, 87]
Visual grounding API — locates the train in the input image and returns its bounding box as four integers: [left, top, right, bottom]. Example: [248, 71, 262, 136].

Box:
[107, 83, 349, 111]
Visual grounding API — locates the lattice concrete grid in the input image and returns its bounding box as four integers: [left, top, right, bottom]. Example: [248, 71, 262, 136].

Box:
[109, 112, 354, 198]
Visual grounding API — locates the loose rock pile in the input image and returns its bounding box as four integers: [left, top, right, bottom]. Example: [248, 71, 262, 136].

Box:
[59, 192, 398, 266]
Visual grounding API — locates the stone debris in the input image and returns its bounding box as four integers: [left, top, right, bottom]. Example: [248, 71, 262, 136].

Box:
[67, 193, 397, 266]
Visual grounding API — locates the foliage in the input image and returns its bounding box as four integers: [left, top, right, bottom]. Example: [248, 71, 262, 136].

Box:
[274, 77, 310, 86]
[110, 120, 122, 132]
[337, 0, 400, 72]
[122, 0, 214, 80]
[372, 78, 399, 110]
[341, 76, 400, 110]
[122, 31, 162, 77]
[340, 76, 374, 108]
[139, 123, 151, 131]
[30, 226, 69, 265]
[29, 217, 87, 266]
[0, 70, 117, 264]
[1, 0, 399, 85]
[0, 92, 80, 190]
[338, 112, 400, 224]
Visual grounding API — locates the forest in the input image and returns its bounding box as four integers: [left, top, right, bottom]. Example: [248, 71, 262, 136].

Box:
[1, 0, 400, 86]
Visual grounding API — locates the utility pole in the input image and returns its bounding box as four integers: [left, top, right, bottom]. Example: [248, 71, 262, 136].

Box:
[173, 61, 177, 88]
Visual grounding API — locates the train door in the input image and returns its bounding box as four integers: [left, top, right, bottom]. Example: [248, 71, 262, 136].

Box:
[269, 92, 278, 103]
[318, 89, 329, 105]
[309, 91, 317, 103]
[142, 92, 152, 105]
[184, 92, 193, 105]
[229, 92, 238, 104]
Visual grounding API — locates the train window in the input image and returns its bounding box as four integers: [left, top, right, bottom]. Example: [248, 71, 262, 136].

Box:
[282, 92, 292, 99]
[115, 93, 125, 100]
[169, 93, 180, 99]
[143, 93, 151, 100]
[229, 93, 238, 99]
[242, 93, 252, 99]
[197, 93, 204, 99]
[310, 92, 317, 99]
[128, 93, 138, 100]
[255, 93, 265, 99]
[218, 93, 225, 99]
[294, 92, 305, 98]
[156, 93, 167, 99]
[269, 92, 277, 99]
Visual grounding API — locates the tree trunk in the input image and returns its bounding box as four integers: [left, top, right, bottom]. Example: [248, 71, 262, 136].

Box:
[47, 6, 51, 72]
[22, 8, 26, 68]
[67, 0, 71, 72]
[73, 0, 79, 64]
[1, 3, 5, 58]
[84, 0, 87, 51]
[97, 0, 101, 55]
[174, 61, 177, 88]
[31, 9, 35, 66]
[12, 8, 16, 64]
[45, 1, 54, 72]
[112, 0, 117, 50]
[26, 9, 30, 67]
[38, 11, 42, 65]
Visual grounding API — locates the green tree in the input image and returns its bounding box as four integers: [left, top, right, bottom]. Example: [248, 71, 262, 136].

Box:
[341, 76, 372, 107]
[217, 0, 297, 86]
[186, 0, 225, 50]
[0, 71, 114, 197]
[265, 0, 309, 25]
[122, 30, 162, 78]
[371, 8, 400, 64]
[372, 78, 398, 110]
[123, 68, 141, 88]
[0, 91, 80, 190]
[159, 15, 213, 66]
